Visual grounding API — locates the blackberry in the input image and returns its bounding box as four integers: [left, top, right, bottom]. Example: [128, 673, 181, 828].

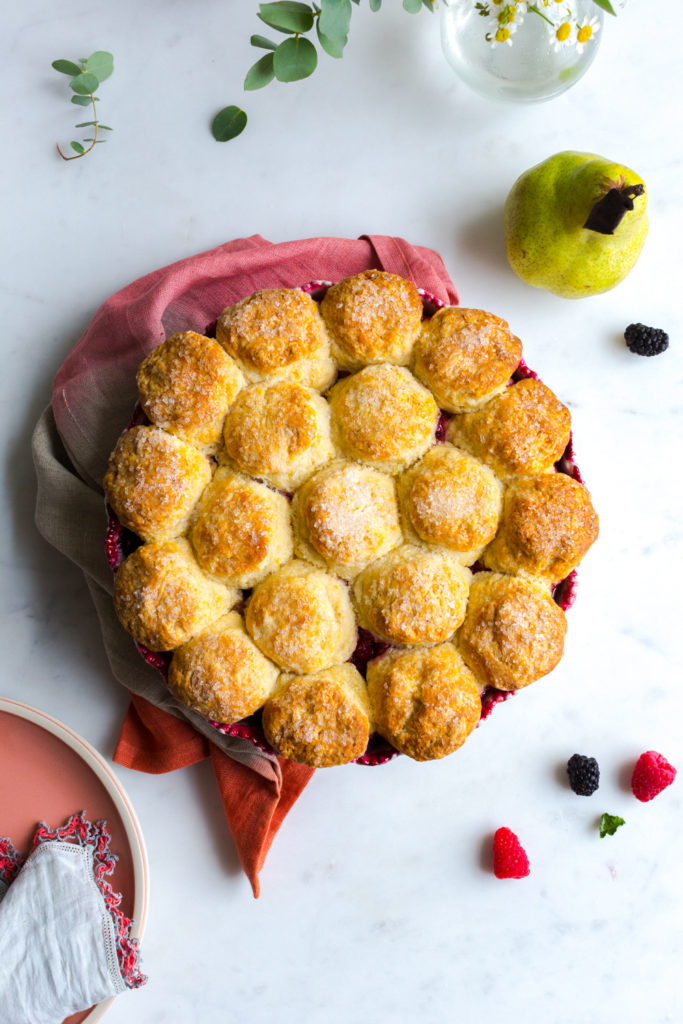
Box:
[624, 323, 669, 357]
[567, 753, 600, 796]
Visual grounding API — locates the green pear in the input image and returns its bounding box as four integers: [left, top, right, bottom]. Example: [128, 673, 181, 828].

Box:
[504, 151, 648, 299]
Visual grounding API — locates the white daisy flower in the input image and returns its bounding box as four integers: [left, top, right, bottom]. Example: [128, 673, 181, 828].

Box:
[575, 15, 601, 54]
[551, 19, 574, 51]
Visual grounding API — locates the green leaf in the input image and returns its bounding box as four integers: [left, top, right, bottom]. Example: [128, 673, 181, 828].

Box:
[369, 0, 381, 10]
[250, 34, 278, 49]
[422, 0, 435, 9]
[318, 0, 352, 54]
[98, 124, 113, 130]
[211, 105, 248, 142]
[599, 813, 625, 838]
[52, 59, 82, 76]
[592, 0, 616, 13]
[316, 23, 344, 58]
[74, 121, 98, 127]
[402, 0, 422, 11]
[70, 141, 85, 154]
[71, 95, 92, 106]
[257, 1, 315, 34]
[70, 72, 99, 95]
[244, 52, 275, 90]
[85, 51, 114, 81]
[273, 36, 318, 82]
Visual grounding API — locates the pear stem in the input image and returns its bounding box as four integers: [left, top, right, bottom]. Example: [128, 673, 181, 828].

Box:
[583, 184, 645, 235]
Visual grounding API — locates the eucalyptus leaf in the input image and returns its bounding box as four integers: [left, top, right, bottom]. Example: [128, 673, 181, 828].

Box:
[52, 59, 82, 76]
[85, 51, 114, 81]
[421, 0, 434, 8]
[319, 0, 352, 51]
[592, 0, 616, 13]
[211, 105, 248, 142]
[244, 52, 276, 90]
[70, 95, 92, 106]
[98, 124, 113, 130]
[273, 36, 318, 82]
[250, 34, 278, 49]
[258, 1, 315, 34]
[402, 0, 422, 12]
[369, 0, 381, 10]
[74, 121, 98, 128]
[70, 141, 85, 154]
[70, 72, 99, 95]
[316, 22, 344, 58]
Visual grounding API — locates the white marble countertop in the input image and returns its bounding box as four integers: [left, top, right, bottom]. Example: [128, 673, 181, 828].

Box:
[2, 2, 682, 1022]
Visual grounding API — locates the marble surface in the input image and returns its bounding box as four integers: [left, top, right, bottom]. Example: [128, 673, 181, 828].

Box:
[2, 2, 683, 1022]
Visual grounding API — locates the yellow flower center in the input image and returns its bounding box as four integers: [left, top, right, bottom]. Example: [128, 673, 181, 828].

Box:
[577, 25, 593, 43]
[495, 26, 511, 41]
[556, 22, 571, 41]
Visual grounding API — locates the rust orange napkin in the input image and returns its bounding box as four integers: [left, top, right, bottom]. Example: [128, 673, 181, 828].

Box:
[114, 695, 313, 897]
[33, 233, 458, 897]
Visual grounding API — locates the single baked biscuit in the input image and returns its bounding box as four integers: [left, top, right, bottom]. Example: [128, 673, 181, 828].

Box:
[223, 380, 334, 491]
[114, 539, 236, 651]
[458, 571, 567, 691]
[168, 611, 279, 724]
[262, 664, 371, 767]
[366, 643, 481, 762]
[447, 378, 571, 478]
[398, 444, 502, 563]
[104, 425, 212, 542]
[245, 560, 357, 673]
[216, 288, 335, 390]
[328, 364, 438, 474]
[292, 459, 402, 579]
[320, 270, 423, 369]
[189, 467, 293, 587]
[136, 331, 244, 452]
[482, 473, 599, 581]
[412, 307, 522, 413]
[353, 545, 471, 646]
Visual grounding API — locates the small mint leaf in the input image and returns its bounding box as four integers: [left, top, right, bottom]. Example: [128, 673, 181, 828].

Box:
[599, 813, 625, 838]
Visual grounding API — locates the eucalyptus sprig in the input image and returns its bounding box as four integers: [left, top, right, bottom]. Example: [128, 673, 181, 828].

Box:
[51, 51, 114, 160]
[212, 0, 433, 142]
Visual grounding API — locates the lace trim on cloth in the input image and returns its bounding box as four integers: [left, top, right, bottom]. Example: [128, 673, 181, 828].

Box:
[0, 812, 146, 989]
[0, 836, 23, 895]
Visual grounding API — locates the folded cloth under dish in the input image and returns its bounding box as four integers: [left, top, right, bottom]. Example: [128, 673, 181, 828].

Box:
[0, 812, 145, 1024]
[31, 234, 459, 896]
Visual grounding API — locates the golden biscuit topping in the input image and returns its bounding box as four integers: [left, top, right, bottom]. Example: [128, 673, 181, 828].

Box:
[354, 547, 471, 645]
[217, 288, 328, 373]
[137, 331, 243, 448]
[329, 364, 438, 469]
[401, 445, 502, 554]
[320, 269, 423, 368]
[298, 461, 400, 569]
[413, 307, 522, 412]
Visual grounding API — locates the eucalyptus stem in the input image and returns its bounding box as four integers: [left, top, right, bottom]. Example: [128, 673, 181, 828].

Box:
[56, 94, 100, 161]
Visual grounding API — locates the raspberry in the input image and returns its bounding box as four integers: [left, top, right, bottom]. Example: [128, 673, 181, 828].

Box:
[631, 750, 677, 802]
[493, 827, 530, 879]
[624, 323, 669, 357]
[566, 753, 600, 796]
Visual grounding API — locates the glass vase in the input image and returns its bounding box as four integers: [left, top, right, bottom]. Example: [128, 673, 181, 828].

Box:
[440, 0, 604, 103]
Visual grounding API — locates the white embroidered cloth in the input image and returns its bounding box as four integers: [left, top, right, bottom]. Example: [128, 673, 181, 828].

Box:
[0, 815, 144, 1024]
